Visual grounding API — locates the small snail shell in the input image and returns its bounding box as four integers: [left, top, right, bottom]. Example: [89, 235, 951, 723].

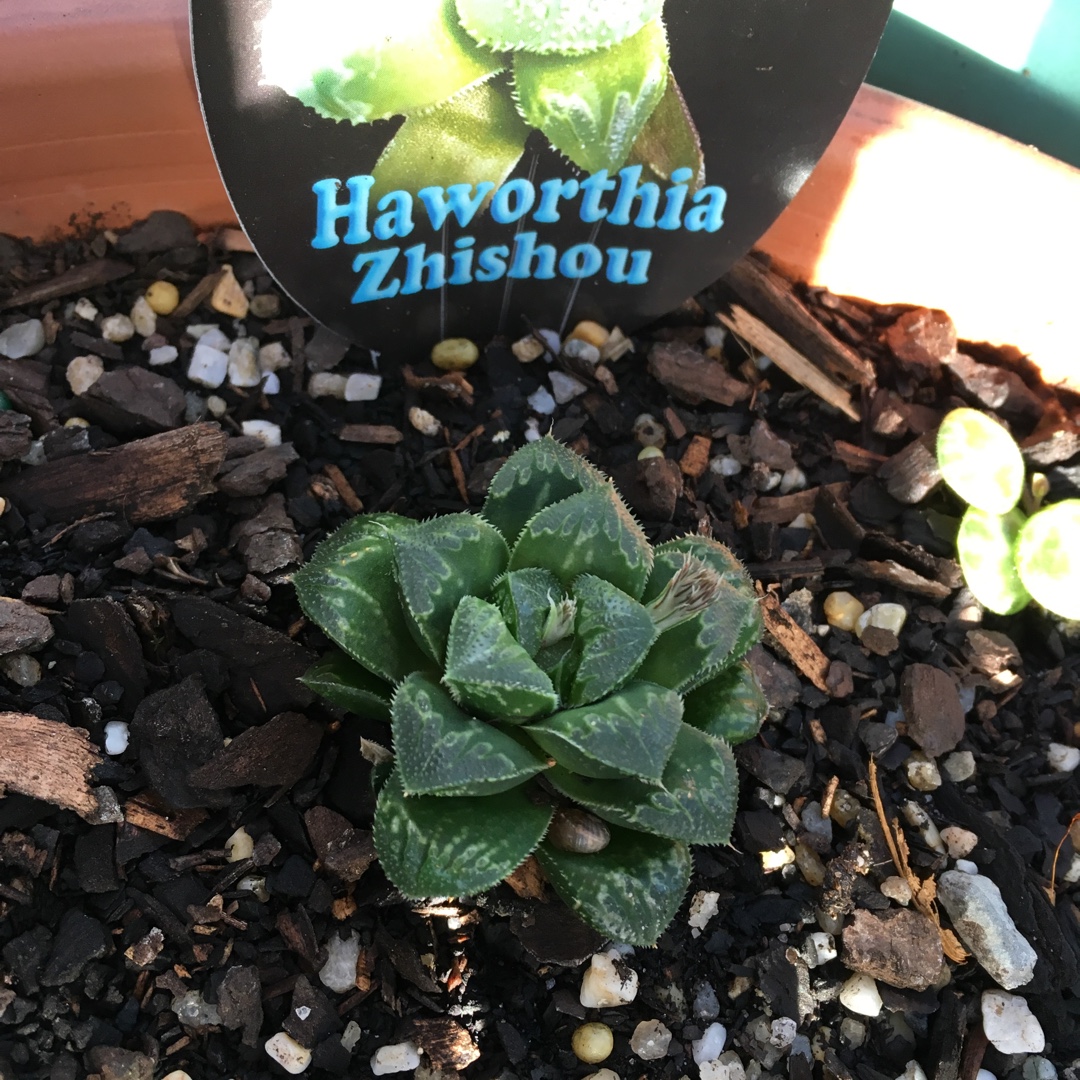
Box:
[547, 808, 610, 854]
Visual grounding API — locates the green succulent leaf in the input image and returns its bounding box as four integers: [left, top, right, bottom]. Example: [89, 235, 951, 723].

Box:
[636, 551, 757, 692]
[1015, 499, 1080, 620]
[443, 596, 559, 720]
[261, 0, 505, 124]
[374, 768, 553, 897]
[567, 574, 656, 706]
[525, 681, 682, 783]
[510, 484, 653, 599]
[682, 660, 767, 745]
[955, 506, 1031, 616]
[626, 71, 705, 191]
[456, 0, 663, 54]
[392, 673, 549, 796]
[300, 651, 393, 721]
[537, 827, 691, 946]
[512, 19, 669, 174]
[547, 723, 738, 845]
[492, 567, 566, 657]
[293, 513, 426, 684]
[936, 407, 1025, 515]
[372, 75, 529, 202]
[483, 437, 604, 547]
[391, 513, 509, 662]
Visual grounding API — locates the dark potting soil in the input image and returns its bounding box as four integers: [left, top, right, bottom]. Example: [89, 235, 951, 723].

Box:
[0, 213, 1079, 1080]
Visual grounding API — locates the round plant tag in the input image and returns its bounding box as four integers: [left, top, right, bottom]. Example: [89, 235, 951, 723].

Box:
[191, 0, 891, 352]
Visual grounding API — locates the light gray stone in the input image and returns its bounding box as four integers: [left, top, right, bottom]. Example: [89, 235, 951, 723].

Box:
[0, 319, 45, 359]
[938, 871, 1037, 989]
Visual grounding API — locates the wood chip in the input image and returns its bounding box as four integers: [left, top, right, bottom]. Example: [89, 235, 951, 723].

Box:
[0, 423, 228, 524]
[722, 255, 874, 385]
[403, 364, 475, 406]
[404, 1017, 481, 1071]
[752, 482, 848, 524]
[756, 587, 831, 694]
[170, 268, 227, 321]
[122, 794, 208, 841]
[0, 258, 133, 311]
[0, 712, 114, 822]
[679, 434, 712, 478]
[647, 340, 752, 407]
[338, 423, 403, 445]
[322, 463, 363, 513]
[718, 305, 860, 421]
[504, 855, 547, 900]
[850, 559, 952, 600]
[831, 440, 888, 474]
[876, 433, 942, 504]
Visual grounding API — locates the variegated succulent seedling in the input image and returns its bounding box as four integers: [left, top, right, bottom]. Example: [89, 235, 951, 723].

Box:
[259, 0, 702, 186]
[294, 439, 765, 944]
[935, 407, 1080, 620]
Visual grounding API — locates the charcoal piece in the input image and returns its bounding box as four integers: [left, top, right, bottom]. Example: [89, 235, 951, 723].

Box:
[83, 1047, 155, 1080]
[218, 444, 300, 497]
[509, 901, 604, 967]
[738, 810, 786, 852]
[304, 806, 376, 882]
[496, 1020, 529, 1064]
[188, 711, 322, 790]
[746, 645, 801, 715]
[815, 486, 866, 550]
[271, 854, 316, 899]
[73, 826, 120, 893]
[217, 964, 264, 1047]
[228, 492, 304, 574]
[311, 1036, 352, 1075]
[752, 941, 813, 1023]
[283, 976, 341, 1046]
[375, 924, 441, 994]
[2, 925, 52, 994]
[0, 359, 54, 430]
[113, 210, 196, 254]
[0, 411, 32, 461]
[170, 597, 315, 717]
[737, 743, 804, 796]
[59, 598, 148, 712]
[79, 367, 186, 436]
[130, 675, 228, 809]
[69, 519, 132, 555]
[41, 910, 108, 986]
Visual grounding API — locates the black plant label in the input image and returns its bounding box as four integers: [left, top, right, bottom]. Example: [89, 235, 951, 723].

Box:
[192, 0, 891, 352]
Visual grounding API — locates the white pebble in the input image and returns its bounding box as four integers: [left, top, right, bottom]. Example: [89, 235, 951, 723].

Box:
[895, 1061, 928, 1080]
[130, 295, 157, 337]
[148, 345, 179, 366]
[779, 466, 807, 495]
[582, 1072, 620, 1080]
[977, 1072, 997, 1080]
[579, 950, 638, 1008]
[0, 319, 46, 358]
[345, 372, 382, 401]
[263, 371, 281, 394]
[103, 720, 129, 756]
[308, 372, 347, 399]
[341, 1020, 362, 1052]
[265, 1031, 311, 1074]
[238, 875, 269, 902]
[187, 341, 229, 388]
[162, 1073, 194, 1080]
[704, 325, 728, 349]
[294, 1005, 311, 1021]
[225, 827, 254, 863]
[0, 653, 41, 688]
[241, 420, 282, 447]
[536, 328, 560, 355]
[1047, 742, 1080, 773]
[769, 1018, 797, 1048]
[692, 1021, 728, 1064]
[906, 752, 942, 792]
[629, 1019, 671, 1060]
[806, 932, 837, 967]
[700, 1053, 746, 1080]
[955, 858, 979, 875]
[856, 603, 907, 638]
[319, 931, 361, 994]
[259, 342, 291, 372]
[711, 455, 742, 477]
[840, 1017, 867, 1047]
[370, 1041, 421, 1075]
[523, 417, 542, 442]
[527, 385, 557, 415]
[409, 406, 441, 437]
[981, 991, 1045, 1054]
[100, 314, 135, 343]
[74, 298, 99, 322]
[66, 355, 104, 396]
[228, 337, 262, 388]
[187, 323, 228, 346]
[688, 890, 720, 934]
[549, 370, 588, 404]
[880, 876, 913, 906]
[206, 395, 228, 418]
[943, 751, 976, 783]
[941, 827, 979, 860]
[839, 973, 883, 1017]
